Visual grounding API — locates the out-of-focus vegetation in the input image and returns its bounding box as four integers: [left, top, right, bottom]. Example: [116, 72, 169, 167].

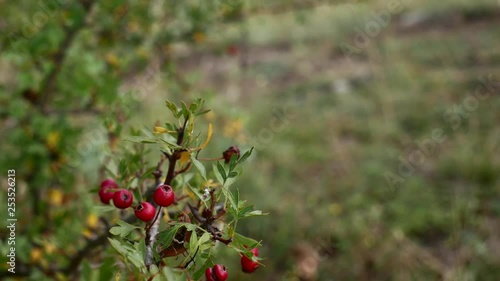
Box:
[1, 0, 499, 280]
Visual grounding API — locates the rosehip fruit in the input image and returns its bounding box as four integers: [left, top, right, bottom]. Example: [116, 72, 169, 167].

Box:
[241, 248, 259, 273]
[205, 264, 228, 281]
[205, 267, 215, 281]
[213, 264, 228, 281]
[222, 146, 240, 163]
[113, 189, 133, 209]
[134, 202, 156, 222]
[98, 179, 118, 204]
[153, 184, 175, 207]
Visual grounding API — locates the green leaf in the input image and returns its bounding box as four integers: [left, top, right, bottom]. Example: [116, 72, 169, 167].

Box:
[237, 147, 254, 164]
[216, 161, 227, 183]
[108, 238, 128, 256]
[93, 205, 118, 213]
[196, 109, 211, 116]
[187, 183, 206, 202]
[228, 153, 238, 172]
[125, 136, 157, 144]
[188, 229, 198, 254]
[193, 257, 213, 280]
[221, 186, 238, 215]
[109, 220, 141, 238]
[191, 156, 207, 180]
[213, 163, 224, 184]
[165, 100, 179, 117]
[180, 101, 190, 119]
[233, 233, 261, 251]
[156, 224, 185, 247]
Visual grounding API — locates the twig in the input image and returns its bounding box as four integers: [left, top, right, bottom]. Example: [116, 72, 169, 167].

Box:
[145, 117, 189, 268]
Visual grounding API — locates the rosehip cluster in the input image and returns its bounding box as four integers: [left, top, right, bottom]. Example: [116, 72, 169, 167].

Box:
[241, 247, 259, 273]
[98, 179, 177, 223]
[205, 264, 228, 281]
[222, 145, 240, 163]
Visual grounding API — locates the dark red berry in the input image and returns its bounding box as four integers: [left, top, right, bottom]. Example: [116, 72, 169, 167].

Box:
[213, 264, 228, 281]
[153, 185, 175, 207]
[205, 264, 228, 281]
[98, 179, 119, 204]
[226, 45, 239, 56]
[241, 248, 259, 273]
[205, 267, 215, 281]
[113, 189, 133, 209]
[134, 202, 156, 222]
[222, 146, 240, 163]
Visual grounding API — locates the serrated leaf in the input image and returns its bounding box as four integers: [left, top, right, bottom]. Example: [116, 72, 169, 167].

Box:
[191, 156, 207, 180]
[108, 238, 128, 256]
[237, 147, 254, 164]
[196, 109, 211, 116]
[156, 224, 184, 247]
[109, 220, 140, 238]
[180, 101, 190, 119]
[233, 233, 261, 251]
[165, 100, 179, 117]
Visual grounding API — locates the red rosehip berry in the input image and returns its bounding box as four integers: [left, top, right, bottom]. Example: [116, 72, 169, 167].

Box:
[205, 267, 215, 281]
[134, 202, 156, 222]
[222, 146, 240, 163]
[98, 179, 119, 204]
[213, 264, 228, 281]
[205, 264, 228, 281]
[153, 184, 175, 207]
[241, 248, 259, 273]
[226, 45, 239, 56]
[113, 189, 133, 209]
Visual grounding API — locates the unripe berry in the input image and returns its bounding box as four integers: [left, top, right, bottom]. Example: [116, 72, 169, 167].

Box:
[135, 202, 156, 222]
[241, 248, 259, 273]
[153, 185, 175, 207]
[98, 179, 118, 204]
[222, 146, 240, 163]
[113, 189, 133, 209]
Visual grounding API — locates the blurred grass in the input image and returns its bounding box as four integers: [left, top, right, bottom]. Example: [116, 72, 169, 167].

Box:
[123, 0, 499, 279]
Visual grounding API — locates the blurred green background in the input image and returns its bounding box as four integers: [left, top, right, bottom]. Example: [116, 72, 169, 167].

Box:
[1, 0, 499, 280]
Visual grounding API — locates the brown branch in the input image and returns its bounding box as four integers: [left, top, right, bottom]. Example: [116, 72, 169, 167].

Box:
[145, 117, 189, 268]
[39, 0, 96, 113]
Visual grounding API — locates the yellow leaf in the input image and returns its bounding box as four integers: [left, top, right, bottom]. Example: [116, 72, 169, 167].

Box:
[105, 53, 120, 67]
[179, 151, 191, 166]
[196, 123, 213, 151]
[44, 243, 56, 254]
[154, 126, 174, 134]
[49, 189, 63, 206]
[82, 229, 93, 239]
[86, 214, 99, 229]
[46, 132, 60, 151]
[193, 32, 206, 44]
[184, 186, 195, 201]
[30, 248, 43, 263]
